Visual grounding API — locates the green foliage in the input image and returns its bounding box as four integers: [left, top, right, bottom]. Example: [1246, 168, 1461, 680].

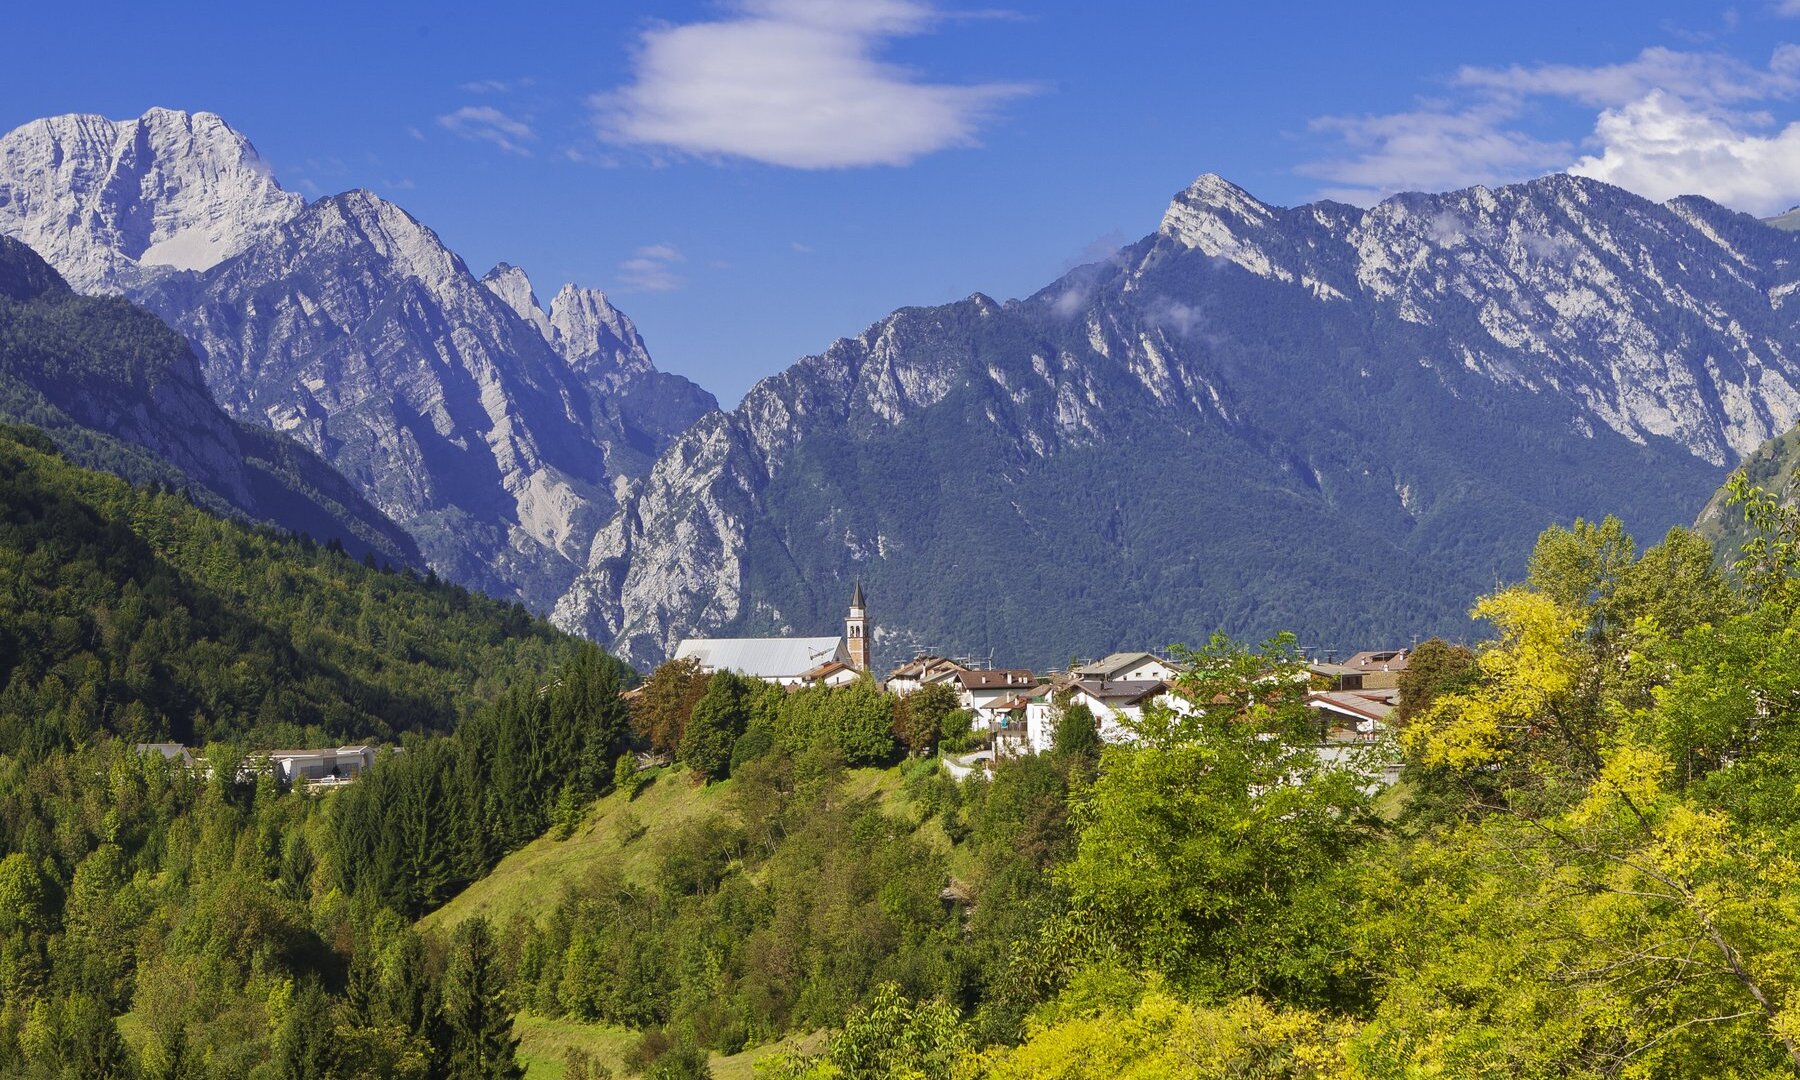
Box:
[331, 645, 632, 915]
[766, 680, 900, 767]
[0, 427, 580, 756]
[442, 917, 524, 1080]
[1391, 637, 1476, 727]
[762, 982, 968, 1080]
[1048, 698, 1098, 763]
[681, 673, 753, 782]
[633, 658, 709, 758]
[892, 682, 959, 757]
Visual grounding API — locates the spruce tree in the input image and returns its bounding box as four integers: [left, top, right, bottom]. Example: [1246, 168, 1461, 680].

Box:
[440, 917, 523, 1080]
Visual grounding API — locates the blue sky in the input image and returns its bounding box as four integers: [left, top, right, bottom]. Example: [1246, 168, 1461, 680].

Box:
[5, 0, 1800, 402]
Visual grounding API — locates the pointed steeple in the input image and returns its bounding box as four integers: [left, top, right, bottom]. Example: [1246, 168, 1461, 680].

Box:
[846, 581, 871, 672]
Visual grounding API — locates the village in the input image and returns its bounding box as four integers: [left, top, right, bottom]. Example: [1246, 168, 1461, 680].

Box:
[135, 583, 1412, 789]
[672, 584, 1410, 781]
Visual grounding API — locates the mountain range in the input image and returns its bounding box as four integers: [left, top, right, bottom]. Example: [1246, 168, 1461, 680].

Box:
[5, 108, 1800, 669]
[0, 108, 714, 611]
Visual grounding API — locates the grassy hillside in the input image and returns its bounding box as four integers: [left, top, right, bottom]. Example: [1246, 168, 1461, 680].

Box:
[513, 1014, 823, 1079]
[421, 756, 978, 1073]
[423, 763, 917, 933]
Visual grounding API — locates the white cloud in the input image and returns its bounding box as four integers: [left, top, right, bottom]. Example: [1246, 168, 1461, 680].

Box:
[461, 78, 534, 94]
[1453, 45, 1798, 107]
[1300, 101, 1571, 203]
[437, 106, 537, 155]
[619, 244, 686, 292]
[1298, 45, 1800, 214]
[1570, 89, 1800, 214]
[591, 0, 1035, 168]
[1779, 0, 1800, 16]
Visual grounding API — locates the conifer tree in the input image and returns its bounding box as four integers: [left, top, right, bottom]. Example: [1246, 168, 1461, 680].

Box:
[440, 917, 523, 1080]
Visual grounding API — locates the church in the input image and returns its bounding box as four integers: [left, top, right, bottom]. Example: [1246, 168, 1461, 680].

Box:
[672, 583, 873, 688]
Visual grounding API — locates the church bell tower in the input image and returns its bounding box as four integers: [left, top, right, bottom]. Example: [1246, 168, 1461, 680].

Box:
[846, 581, 871, 672]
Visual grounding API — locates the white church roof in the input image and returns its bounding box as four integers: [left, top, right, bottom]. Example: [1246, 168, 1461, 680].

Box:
[674, 636, 849, 680]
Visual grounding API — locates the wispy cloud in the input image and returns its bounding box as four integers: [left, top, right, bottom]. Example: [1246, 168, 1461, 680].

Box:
[618, 243, 686, 292]
[461, 77, 534, 94]
[1299, 101, 1572, 202]
[591, 0, 1036, 168]
[437, 105, 538, 156]
[1299, 45, 1800, 214]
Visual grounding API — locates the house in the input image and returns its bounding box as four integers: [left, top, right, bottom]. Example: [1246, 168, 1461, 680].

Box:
[1071, 651, 1178, 684]
[954, 668, 1036, 712]
[797, 659, 861, 688]
[675, 637, 852, 687]
[1307, 687, 1403, 785]
[1342, 648, 1410, 691]
[673, 584, 873, 687]
[1021, 677, 1179, 751]
[133, 742, 195, 768]
[885, 655, 970, 696]
[1307, 661, 1369, 691]
[985, 692, 1034, 758]
[266, 745, 377, 788]
[1068, 678, 1174, 744]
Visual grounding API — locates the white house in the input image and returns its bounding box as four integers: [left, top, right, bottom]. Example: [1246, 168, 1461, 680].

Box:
[673, 585, 873, 688]
[798, 659, 862, 688]
[673, 636, 851, 688]
[1071, 651, 1178, 685]
[954, 668, 1036, 712]
[884, 655, 971, 697]
[266, 745, 377, 787]
[1025, 678, 1176, 752]
[1307, 687, 1403, 786]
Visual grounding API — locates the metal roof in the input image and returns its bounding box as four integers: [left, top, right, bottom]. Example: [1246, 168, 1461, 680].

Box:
[674, 636, 848, 679]
[1072, 651, 1165, 677]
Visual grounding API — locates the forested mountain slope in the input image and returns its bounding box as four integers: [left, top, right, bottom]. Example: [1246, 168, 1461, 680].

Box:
[0, 236, 417, 565]
[0, 424, 582, 755]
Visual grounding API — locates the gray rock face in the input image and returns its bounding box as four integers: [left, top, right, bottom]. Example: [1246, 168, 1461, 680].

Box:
[0, 108, 715, 613]
[1159, 173, 1800, 466]
[555, 174, 1800, 668]
[133, 191, 622, 608]
[0, 108, 302, 292]
[481, 263, 718, 478]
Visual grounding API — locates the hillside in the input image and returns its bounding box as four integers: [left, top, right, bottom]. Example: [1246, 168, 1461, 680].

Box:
[1696, 421, 1800, 560]
[0, 234, 418, 565]
[423, 762, 916, 1078]
[0, 423, 581, 754]
[423, 763, 918, 934]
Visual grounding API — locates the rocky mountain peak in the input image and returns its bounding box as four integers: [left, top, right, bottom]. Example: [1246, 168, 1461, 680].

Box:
[548, 283, 655, 378]
[481, 262, 556, 343]
[1160, 173, 1276, 249]
[0, 108, 302, 291]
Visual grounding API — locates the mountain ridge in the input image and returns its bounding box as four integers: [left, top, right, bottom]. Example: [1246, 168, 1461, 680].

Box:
[554, 171, 1797, 668]
[0, 109, 716, 612]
